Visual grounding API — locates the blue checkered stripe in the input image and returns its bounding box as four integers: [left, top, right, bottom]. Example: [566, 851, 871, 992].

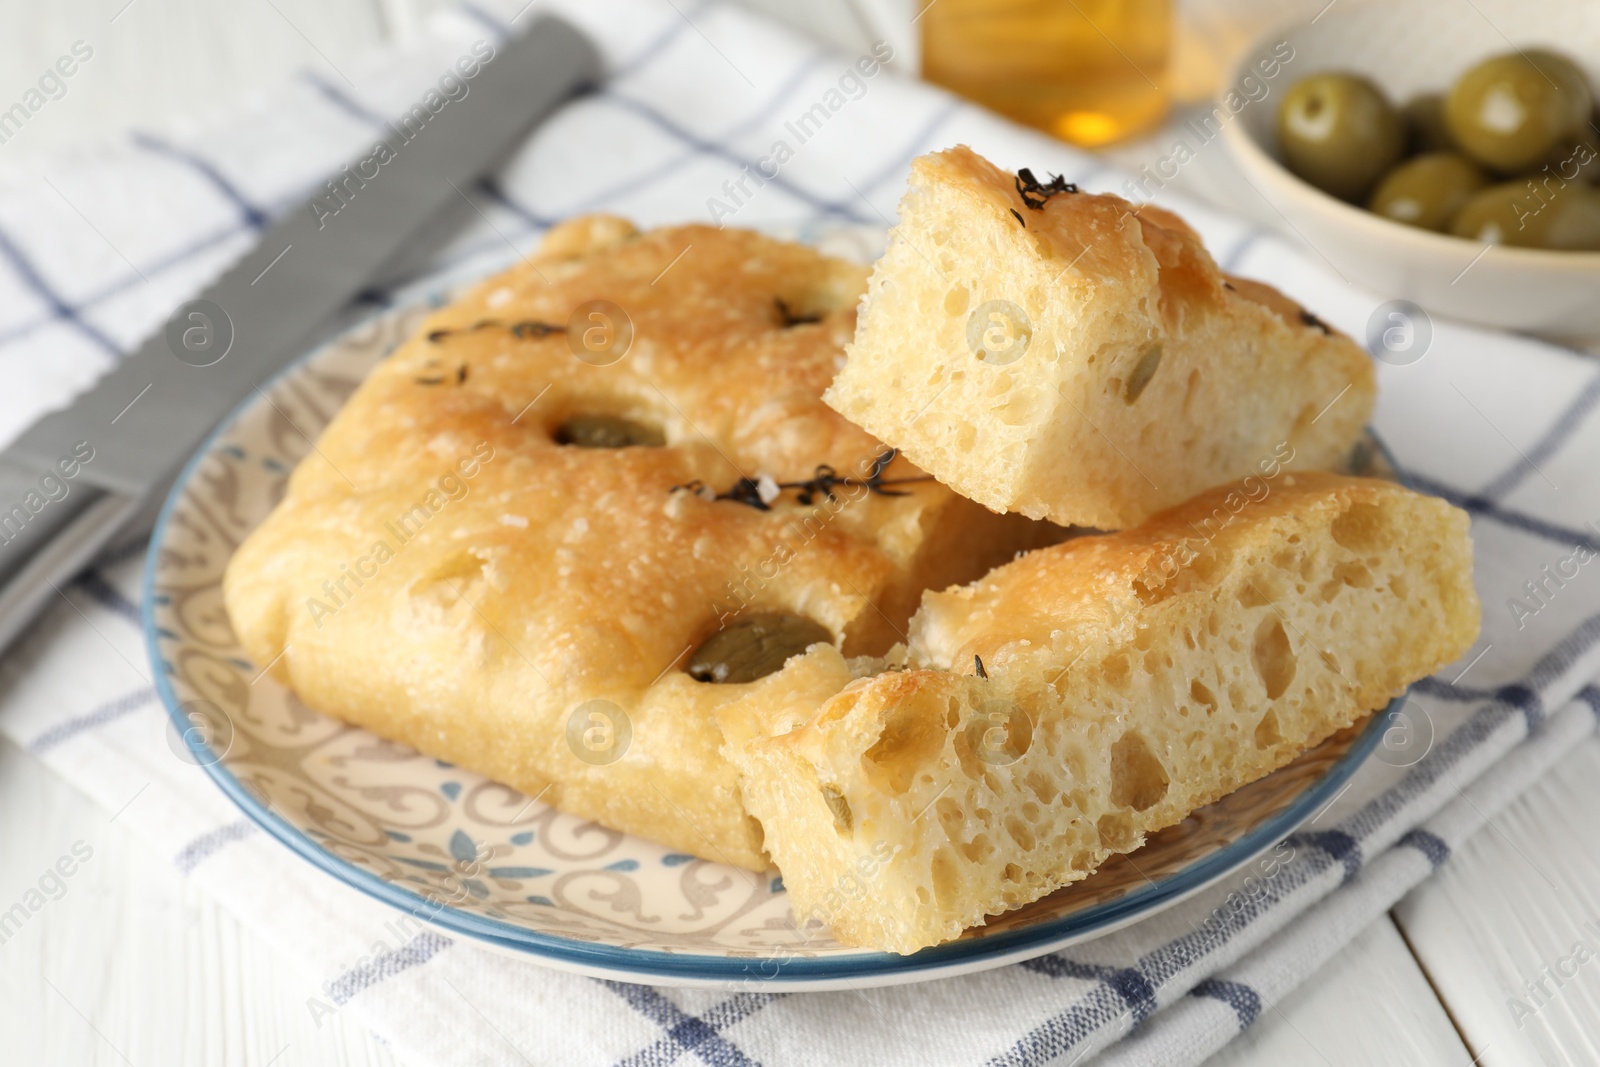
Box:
[10, 1, 1600, 1064]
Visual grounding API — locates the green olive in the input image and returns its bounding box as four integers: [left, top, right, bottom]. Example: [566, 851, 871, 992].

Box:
[1450, 179, 1600, 250]
[1368, 153, 1489, 231]
[1402, 93, 1455, 154]
[1543, 129, 1600, 185]
[553, 416, 665, 448]
[1277, 73, 1404, 201]
[1446, 53, 1591, 173]
[687, 613, 833, 684]
[1523, 50, 1594, 135]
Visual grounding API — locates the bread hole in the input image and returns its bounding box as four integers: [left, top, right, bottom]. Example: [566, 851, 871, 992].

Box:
[1254, 708, 1284, 749]
[816, 691, 861, 727]
[1237, 583, 1269, 609]
[1132, 569, 1176, 606]
[1389, 574, 1410, 598]
[1123, 343, 1163, 404]
[1096, 811, 1141, 852]
[1110, 730, 1170, 811]
[1190, 678, 1218, 710]
[1023, 769, 1056, 804]
[553, 415, 665, 449]
[1330, 502, 1388, 554]
[956, 423, 977, 450]
[959, 833, 995, 863]
[1333, 560, 1372, 589]
[1004, 816, 1036, 852]
[943, 285, 970, 317]
[820, 784, 852, 833]
[862, 688, 954, 795]
[1190, 547, 1230, 584]
[1070, 849, 1092, 871]
[1252, 616, 1297, 700]
[936, 796, 964, 837]
[1245, 571, 1285, 603]
[1101, 653, 1131, 688]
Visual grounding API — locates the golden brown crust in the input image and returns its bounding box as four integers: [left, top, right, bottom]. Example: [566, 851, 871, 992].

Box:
[223, 216, 1053, 869]
[913, 471, 1479, 677]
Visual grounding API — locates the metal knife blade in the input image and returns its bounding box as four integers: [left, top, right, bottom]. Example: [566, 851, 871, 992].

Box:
[0, 15, 599, 654]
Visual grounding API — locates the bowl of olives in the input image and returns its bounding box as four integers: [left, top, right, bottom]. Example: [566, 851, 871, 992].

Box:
[1222, 0, 1600, 337]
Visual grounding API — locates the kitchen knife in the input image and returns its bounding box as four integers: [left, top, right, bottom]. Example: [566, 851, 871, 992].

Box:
[0, 15, 600, 655]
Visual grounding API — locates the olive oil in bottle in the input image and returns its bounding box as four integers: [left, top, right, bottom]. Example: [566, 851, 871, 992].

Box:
[921, 0, 1172, 147]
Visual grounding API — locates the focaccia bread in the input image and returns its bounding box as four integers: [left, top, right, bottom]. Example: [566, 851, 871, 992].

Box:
[731, 473, 1480, 952]
[824, 145, 1378, 530]
[223, 216, 1057, 870]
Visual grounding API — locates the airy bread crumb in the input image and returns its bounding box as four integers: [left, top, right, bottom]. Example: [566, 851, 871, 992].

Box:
[732, 473, 1480, 953]
[824, 146, 1378, 530]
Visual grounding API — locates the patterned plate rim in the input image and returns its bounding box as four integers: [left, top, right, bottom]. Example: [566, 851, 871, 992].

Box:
[141, 309, 1398, 987]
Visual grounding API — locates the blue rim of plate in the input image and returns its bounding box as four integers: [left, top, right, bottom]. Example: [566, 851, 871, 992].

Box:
[142, 323, 1400, 984]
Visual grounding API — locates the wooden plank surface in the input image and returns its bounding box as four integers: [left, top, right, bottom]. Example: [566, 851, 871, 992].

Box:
[0, 736, 397, 1067]
[1204, 918, 1472, 1067]
[1394, 735, 1600, 1067]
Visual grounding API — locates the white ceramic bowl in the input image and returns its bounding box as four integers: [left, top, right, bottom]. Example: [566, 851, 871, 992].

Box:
[1221, 0, 1600, 338]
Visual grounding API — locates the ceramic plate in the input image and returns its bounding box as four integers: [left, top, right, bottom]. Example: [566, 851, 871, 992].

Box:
[145, 298, 1395, 990]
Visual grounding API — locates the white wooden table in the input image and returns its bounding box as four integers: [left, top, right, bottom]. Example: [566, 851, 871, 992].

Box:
[1, 1, 1595, 1064]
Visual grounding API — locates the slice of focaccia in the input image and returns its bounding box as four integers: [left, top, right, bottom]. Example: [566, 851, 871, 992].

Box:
[223, 216, 1058, 871]
[732, 473, 1479, 952]
[823, 145, 1378, 531]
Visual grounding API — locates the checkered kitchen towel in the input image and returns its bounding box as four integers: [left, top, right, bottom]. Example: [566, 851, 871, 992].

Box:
[2, 1, 1599, 1064]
